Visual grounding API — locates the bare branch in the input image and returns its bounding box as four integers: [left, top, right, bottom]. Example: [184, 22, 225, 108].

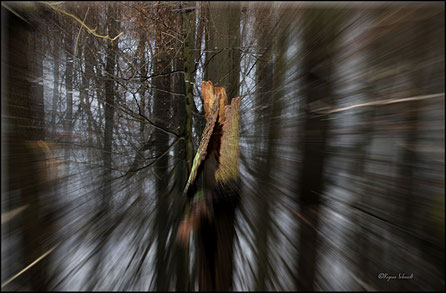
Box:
[40, 1, 124, 42]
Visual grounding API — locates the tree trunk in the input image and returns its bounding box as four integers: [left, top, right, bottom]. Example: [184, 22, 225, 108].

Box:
[102, 5, 118, 210]
[153, 32, 171, 292]
[398, 13, 444, 290]
[171, 5, 196, 290]
[205, 2, 241, 100]
[253, 5, 285, 290]
[198, 2, 241, 290]
[102, 0, 119, 281]
[183, 3, 195, 175]
[2, 5, 51, 290]
[79, 34, 94, 145]
[252, 4, 272, 290]
[64, 30, 73, 171]
[84, 37, 96, 149]
[294, 9, 339, 291]
[51, 40, 60, 135]
[87, 5, 119, 290]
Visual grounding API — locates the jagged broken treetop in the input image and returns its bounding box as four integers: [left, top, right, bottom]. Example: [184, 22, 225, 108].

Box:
[184, 81, 241, 196]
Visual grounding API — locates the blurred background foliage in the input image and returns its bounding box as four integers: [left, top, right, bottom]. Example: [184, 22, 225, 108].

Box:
[1, 1, 444, 291]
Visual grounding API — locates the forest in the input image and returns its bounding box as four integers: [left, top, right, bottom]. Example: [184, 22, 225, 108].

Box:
[1, 1, 445, 291]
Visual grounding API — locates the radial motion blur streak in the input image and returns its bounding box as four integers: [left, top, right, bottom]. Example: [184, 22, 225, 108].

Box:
[1, 1, 444, 291]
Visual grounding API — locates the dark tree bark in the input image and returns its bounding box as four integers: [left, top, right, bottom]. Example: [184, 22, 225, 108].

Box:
[87, 5, 119, 290]
[79, 34, 95, 145]
[51, 38, 60, 135]
[183, 3, 196, 175]
[171, 5, 194, 290]
[83, 36, 96, 149]
[134, 32, 148, 185]
[2, 4, 52, 290]
[252, 4, 274, 291]
[351, 10, 381, 289]
[101, 0, 119, 271]
[252, 5, 289, 290]
[153, 29, 172, 293]
[398, 12, 444, 290]
[64, 28, 73, 170]
[204, 2, 241, 100]
[102, 5, 118, 209]
[192, 3, 206, 154]
[294, 9, 340, 291]
[197, 2, 241, 290]
[353, 90, 376, 289]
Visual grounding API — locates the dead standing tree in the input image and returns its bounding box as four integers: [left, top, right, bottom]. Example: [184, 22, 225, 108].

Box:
[178, 81, 241, 291]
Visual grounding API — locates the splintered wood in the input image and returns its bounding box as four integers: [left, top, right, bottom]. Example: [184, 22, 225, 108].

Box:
[215, 96, 240, 182]
[183, 81, 240, 195]
[178, 82, 241, 246]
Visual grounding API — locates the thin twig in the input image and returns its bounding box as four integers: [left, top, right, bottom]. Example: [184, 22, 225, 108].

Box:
[40, 1, 123, 42]
[1, 243, 60, 288]
[320, 92, 444, 115]
[1, 205, 29, 224]
[120, 136, 184, 180]
[73, 7, 89, 58]
[1, 2, 30, 24]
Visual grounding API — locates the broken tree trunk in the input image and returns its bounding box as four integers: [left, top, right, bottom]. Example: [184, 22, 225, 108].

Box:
[178, 81, 241, 291]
